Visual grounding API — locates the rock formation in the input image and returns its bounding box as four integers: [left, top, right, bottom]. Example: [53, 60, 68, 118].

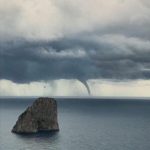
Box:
[12, 97, 59, 133]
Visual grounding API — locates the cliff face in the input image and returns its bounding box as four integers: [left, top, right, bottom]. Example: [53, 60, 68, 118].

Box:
[12, 97, 59, 133]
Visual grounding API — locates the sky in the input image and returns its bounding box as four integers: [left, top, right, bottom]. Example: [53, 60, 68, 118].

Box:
[0, 0, 150, 97]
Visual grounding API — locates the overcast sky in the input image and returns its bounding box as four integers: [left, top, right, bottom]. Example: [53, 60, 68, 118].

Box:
[0, 0, 150, 97]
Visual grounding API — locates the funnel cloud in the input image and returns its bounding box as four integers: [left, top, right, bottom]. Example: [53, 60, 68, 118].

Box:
[79, 79, 91, 95]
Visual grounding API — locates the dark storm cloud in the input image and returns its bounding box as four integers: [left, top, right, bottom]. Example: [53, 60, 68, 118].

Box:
[1, 33, 150, 83]
[0, 0, 150, 83]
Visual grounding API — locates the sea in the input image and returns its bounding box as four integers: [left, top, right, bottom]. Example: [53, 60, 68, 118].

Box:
[0, 97, 150, 150]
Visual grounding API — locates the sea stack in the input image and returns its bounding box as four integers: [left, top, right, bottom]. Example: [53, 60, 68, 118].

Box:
[12, 97, 59, 133]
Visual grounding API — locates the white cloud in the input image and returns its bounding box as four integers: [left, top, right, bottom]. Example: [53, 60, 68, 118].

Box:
[0, 0, 150, 40]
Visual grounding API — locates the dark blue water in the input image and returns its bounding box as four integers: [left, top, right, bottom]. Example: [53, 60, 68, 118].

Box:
[0, 98, 150, 150]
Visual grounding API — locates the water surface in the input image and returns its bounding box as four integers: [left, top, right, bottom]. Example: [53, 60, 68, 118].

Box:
[0, 98, 150, 150]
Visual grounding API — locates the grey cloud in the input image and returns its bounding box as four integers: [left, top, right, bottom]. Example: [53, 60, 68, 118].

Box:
[1, 33, 150, 83]
[0, 0, 150, 83]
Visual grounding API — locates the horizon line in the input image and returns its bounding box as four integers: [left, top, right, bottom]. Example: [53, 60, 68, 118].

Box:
[0, 96, 150, 100]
